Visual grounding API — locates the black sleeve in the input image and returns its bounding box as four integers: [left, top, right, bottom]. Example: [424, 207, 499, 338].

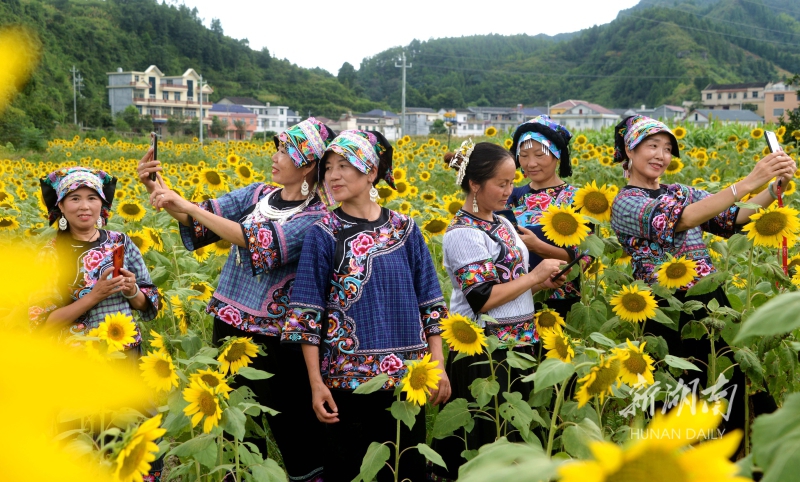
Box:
[465, 283, 493, 314]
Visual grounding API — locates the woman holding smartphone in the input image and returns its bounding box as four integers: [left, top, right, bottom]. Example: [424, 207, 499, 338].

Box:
[505, 115, 582, 320]
[282, 130, 450, 482]
[430, 141, 567, 480]
[139, 118, 334, 482]
[610, 115, 794, 437]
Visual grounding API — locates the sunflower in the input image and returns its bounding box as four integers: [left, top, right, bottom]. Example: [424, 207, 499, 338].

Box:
[84, 327, 110, 362]
[742, 205, 800, 248]
[585, 259, 605, 280]
[709, 174, 720, 183]
[664, 158, 684, 175]
[114, 414, 166, 482]
[484, 126, 497, 137]
[534, 307, 566, 333]
[199, 168, 227, 191]
[149, 329, 165, 351]
[227, 153, 240, 165]
[446, 199, 463, 216]
[401, 353, 443, 406]
[192, 245, 210, 262]
[377, 186, 398, 204]
[784, 180, 796, 196]
[691, 178, 705, 186]
[236, 164, 253, 181]
[419, 171, 431, 182]
[142, 227, 163, 252]
[789, 254, 800, 274]
[117, 201, 146, 222]
[609, 284, 658, 323]
[575, 134, 587, 146]
[503, 138, 513, 149]
[187, 281, 213, 302]
[574, 354, 623, 407]
[539, 204, 591, 247]
[0, 216, 20, 231]
[573, 181, 614, 222]
[672, 126, 687, 140]
[542, 325, 575, 363]
[421, 191, 436, 203]
[730, 274, 747, 289]
[440, 313, 487, 356]
[395, 180, 410, 197]
[139, 350, 179, 392]
[218, 337, 259, 375]
[656, 256, 698, 289]
[127, 230, 153, 255]
[616, 340, 655, 387]
[189, 368, 233, 399]
[96, 312, 137, 352]
[398, 201, 412, 214]
[210, 238, 232, 256]
[393, 167, 406, 181]
[422, 217, 449, 236]
[751, 127, 764, 139]
[183, 379, 224, 433]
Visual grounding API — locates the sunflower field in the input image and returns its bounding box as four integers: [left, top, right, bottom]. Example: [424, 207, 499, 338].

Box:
[4, 122, 800, 482]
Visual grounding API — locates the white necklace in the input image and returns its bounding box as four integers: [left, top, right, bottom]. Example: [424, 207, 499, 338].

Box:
[255, 189, 314, 225]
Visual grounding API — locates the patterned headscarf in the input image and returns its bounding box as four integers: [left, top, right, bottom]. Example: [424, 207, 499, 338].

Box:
[324, 130, 396, 189]
[40, 167, 117, 225]
[515, 115, 572, 160]
[613, 115, 680, 163]
[274, 117, 332, 168]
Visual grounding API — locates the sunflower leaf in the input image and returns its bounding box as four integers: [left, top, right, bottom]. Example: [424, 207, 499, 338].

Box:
[752, 392, 800, 482]
[353, 442, 391, 482]
[391, 400, 420, 430]
[526, 358, 575, 393]
[416, 443, 447, 469]
[180, 334, 202, 358]
[578, 234, 605, 258]
[733, 292, 800, 343]
[470, 377, 500, 407]
[652, 308, 677, 328]
[499, 391, 534, 440]
[735, 201, 763, 210]
[664, 355, 701, 371]
[222, 406, 247, 441]
[250, 459, 290, 482]
[167, 433, 216, 459]
[686, 270, 727, 297]
[353, 373, 389, 394]
[589, 332, 617, 348]
[506, 350, 537, 370]
[236, 367, 273, 380]
[726, 233, 752, 256]
[562, 418, 603, 459]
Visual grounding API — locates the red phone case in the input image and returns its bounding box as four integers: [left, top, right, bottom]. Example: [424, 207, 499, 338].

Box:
[112, 244, 124, 277]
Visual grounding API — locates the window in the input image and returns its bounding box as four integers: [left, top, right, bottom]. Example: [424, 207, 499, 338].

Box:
[694, 113, 698, 121]
[775, 94, 785, 102]
[162, 92, 169, 100]
[175, 93, 181, 101]
[727, 93, 732, 99]
[280, 109, 285, 115]
[272, 120, 276, 127]
[774, 108, 785, 116]
[706, 93, 712, 100]
[743, 92, 748, 99]
[149, 108, 157, 116]
[136, 105, 142, 114]
[134, 90, 145, 99]
[134, 75, 139, 82]
[717, 93, 722, 99]
[280, 121, 284, 128]
[752, 91, 759, 98]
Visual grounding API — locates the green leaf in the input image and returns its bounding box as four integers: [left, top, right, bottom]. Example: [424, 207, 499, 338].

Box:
[168, 433, 216, 459]
[250, 459, 289, 482]
[432, 398, 473, 439]
[498, 391, 534, 439]
[752, 393, 800, 482]
[181, 334, 202, 358]
[734, 292, 800, 343]
[589, 332, 617, 347]
[390, 400, 420, 430]
[686, 271, 727, 297]
[505, 350, 537, 370]
[222, 406, 247, 441]
[734, 347, 764, 385]
[526, 358, 575, 393]
[187, 355, 220, 366]
[469, 377, 500, 408]
[726, 234, 752, 256]
[353, 373, 389, 394]
[353, 442, 391, 482]
[416, 443, 447, 469]
[236, 367, 273, 380]
[652, 308, 677, 328]
[579, 234, 605, 258]
[457, 437, 559, 482]
[664, 354, 701, 371]
[735, 201, 763, 209]
[562, 418, 604, 459]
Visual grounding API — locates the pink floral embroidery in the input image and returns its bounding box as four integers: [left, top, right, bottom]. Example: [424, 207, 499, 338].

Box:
[350, 232, 375, 257]
[652, 213, 667, 231]
[380, 354, 403, 375]
[83, 250, 106, 272]
[257, 228, 273, 249]
[695, 259, 712, 277]
[525, 193, 551, 212]
[218, 305, 243, 326]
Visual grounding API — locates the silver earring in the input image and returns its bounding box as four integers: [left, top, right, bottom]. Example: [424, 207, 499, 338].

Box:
[301, 179, 310, 196]
[58, 216, 68, 231]
[96, 217, 104, 228]
[472, 194, 479, 213]
[369, 186, 379, 202]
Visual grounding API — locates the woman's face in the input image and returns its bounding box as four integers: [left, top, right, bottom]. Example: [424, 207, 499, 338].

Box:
[271, 143, 312, 187]
[518, 141, 559, 184]
[627, 133, 673, 181]
[58, 186, 103, 232]
[324, 153, 375, 203]
[473, 156, 517, 212]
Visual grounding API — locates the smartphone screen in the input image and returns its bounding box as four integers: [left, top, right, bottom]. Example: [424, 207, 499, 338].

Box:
[551, 250, 590, 281]
[765, 130, 782, 154]
[112, 244, 124, 278]
[150, 132, 159, 181]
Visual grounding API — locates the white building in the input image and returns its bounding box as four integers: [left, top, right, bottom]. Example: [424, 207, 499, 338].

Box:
[217, 97, 291, 133]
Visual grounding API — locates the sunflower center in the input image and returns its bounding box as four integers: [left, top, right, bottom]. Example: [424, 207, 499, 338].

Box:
[425, 220, 447, 233]
[198, 390, 218, 416]
[205, 171, 222, 185]
[118, 437, 149, 478]
[665, 263, 687, 279]
[667, 160, 679, 171]
[552, 212, 578, 235]
[607, 448, 687, 482]
[0, 219, 13, 227]
[755, 211, 788, 236]
[553, 334, 570, 359]
[154, 359, 172, 378]
[239, 166, 251, 178]
[448, 202, 461, 215]
[409, 367, 429, 390]
[200, 374, 220, 387]
[538, 312, 557, 329]
[224, 342, 246, 362]
[624, 351, 647, 375]
[451, 320, 478, 344]
[108, 323, 123, 341]
[588, 358, 621, 396]
[130, 236, 144, 249]
[583, 192, 609, 214]
[621, 293, 647, 313]
[122, 204, 141, 216]
[192, 284, 207, 294]
[378, 187, 393, 199]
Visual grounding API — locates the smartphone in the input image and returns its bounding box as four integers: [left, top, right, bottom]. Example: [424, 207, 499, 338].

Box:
[112, 244, 124, 278]
[495, 209, 519, 227]
[551, 249, 590, 282]
[150, 132, 159, 182]
[765, 130, 782, 154]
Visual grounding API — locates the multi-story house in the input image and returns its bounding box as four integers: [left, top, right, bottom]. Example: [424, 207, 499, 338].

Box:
[217, 97, 293, 133]
[685, 109, 763, 127]
[550, 100, 620, 130]
[208, 104, 257, 140]
[700, 82, 767, 115]
[329, 110, 400, 140]
[106, 65, 213, 134]
[764, 82, 800, 123]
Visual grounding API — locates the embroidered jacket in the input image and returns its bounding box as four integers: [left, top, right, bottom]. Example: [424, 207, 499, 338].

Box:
[611, 183, 739, 289]
[282, 208, 447, 391]
[29, 230, 160, 347]
[180, 183, 328, 336]
[506, 183, 581, 300]
[443, 210, 537, 343]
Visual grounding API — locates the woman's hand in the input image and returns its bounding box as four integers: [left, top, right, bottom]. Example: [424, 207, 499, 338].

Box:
[743, 151, 796, 192]
[529, 258, 567, 287]
[150, 187, 194, 214]
[517, 225, 541, 252]
[310, 382, 339, 424]
[90, 268, 125, 302]
[136, 147, 164, 193]
[777, 155, 798, 189]
[119, 268, 138, 298]
[429, 355, 451, 406]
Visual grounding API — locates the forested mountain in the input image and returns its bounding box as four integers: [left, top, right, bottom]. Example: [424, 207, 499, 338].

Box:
[352, 0, 800, 109]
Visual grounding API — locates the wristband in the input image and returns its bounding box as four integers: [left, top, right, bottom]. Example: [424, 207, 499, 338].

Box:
[122, 285, 140, 299]
[730, 183, 738, 201]
[768, 182, 779, 200]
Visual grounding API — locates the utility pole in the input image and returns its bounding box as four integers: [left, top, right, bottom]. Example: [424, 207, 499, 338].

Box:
[71, 66, 83, 126]
[395, 51, 411, 137]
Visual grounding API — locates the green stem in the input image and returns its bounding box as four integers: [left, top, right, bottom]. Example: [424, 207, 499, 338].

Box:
[191, 427, 202, 481]
[745, 246, 754, 314]
[235, 439, 240, 481]
[486, 349, 501, 439]
[709, 333, 717, 387]
[217, 432, 224, 482]
[745, 389, 751, 456]
[546, 383, 566, 457]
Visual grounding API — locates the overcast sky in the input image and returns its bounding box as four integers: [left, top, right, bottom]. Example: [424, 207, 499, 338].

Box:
[178, 0, 641, 75]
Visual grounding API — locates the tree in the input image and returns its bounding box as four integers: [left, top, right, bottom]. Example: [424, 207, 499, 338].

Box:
[430, 119, 447, 135]
[210, 115, 226, 137]
[338, 62, 357, 88]
[166, 114, 186, 135]
[210, 18, 223, 35]
[233, 119, 246, 139]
